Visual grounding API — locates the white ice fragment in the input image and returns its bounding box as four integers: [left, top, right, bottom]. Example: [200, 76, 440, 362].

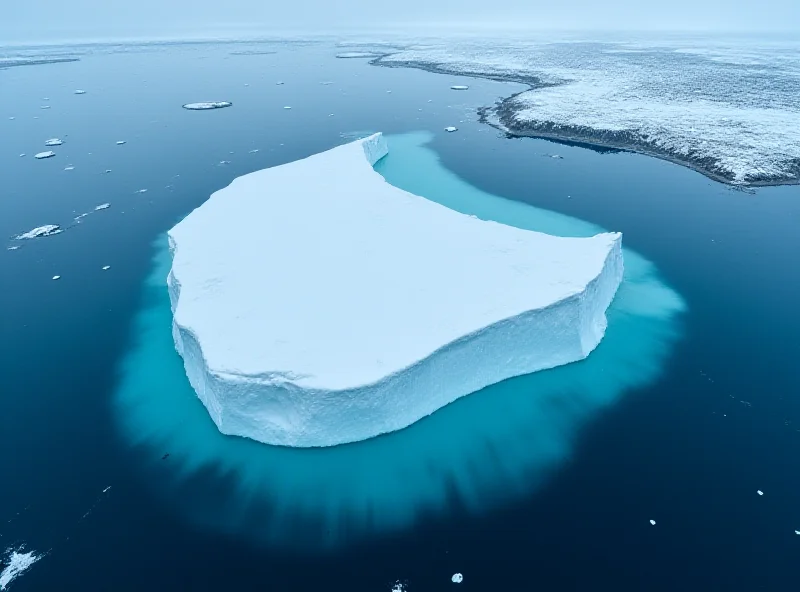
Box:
[34, 151, 56, 159]
[45, 138, 63, 146]
[219, 160, 231, 165]
[444, 126, 458, 132]
[276, 81, 284, 85]
[102, 265, 111, 271]
[450, 85, 469, 90]
[95, 203, 110, 210]
[19, 153, 25, 157]
[136, 189, 148, 193]
[283, 106, 292, 109]
[8, 116, 14, 120]
[335, 52, 380, 59]
[182, 101, 232, 110]
[64, 165, 74, 171]
[167, 132, 623, 447]
[52, 275, 61, 280]
[40, 105, 50, 109]
[15, 225, 62, 239]
[650, 519, 656, 525]
[795, 530, 800, 535]
[452, 573, 464, 583]
[105, 169, 112, 174]
[0, 548, 42, 591]
[116, 140, 126, 145]
[248, 149, 259, 153]
[74, 89, 86, 94]
[757, 490, 763, 496]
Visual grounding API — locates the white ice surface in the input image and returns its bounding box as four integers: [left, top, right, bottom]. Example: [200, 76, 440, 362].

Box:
[34, 151, 55, 159]
[0, 548, 41, 591]
[168, 133, 623, 447]
[182, 102, 232, 110]
[15, 225, 61, 239]
[380, 37, 800, 184]
[44, 138, 63, 146]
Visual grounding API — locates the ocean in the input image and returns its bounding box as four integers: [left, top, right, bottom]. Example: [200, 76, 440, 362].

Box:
[1, 39, 799, 591]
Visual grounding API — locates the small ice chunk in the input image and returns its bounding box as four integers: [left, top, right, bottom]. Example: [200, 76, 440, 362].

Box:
[34, 151, 56, 159]
[444, 126, 458, 133]
[248, 149, 259, 153]
[102, 265, 111, 270]
[386, 90, 392, 93]
[95, 203, 110, 210]
[649, 519, 656, 525]
[40, 105, 51, 109]
[52, 275, 61, 280]
[182, 101, 233, 110]
[103, 485, 111, 492]
[284, 106, 292, 109]
[219, 160, 231, 165]
[450, 85, 469, 90]
[551, 154, 563, 159]
[795, 530, 800, 535]
[64, 165, 74, 171]
[74, 89, 87, 94]
[45, 138, 63, 146]
[16, 225, 62, 240]
[757, 490, 763, 496]
[116, 140, 126, 145]
[19, 153, 25, 157]
[9, 116, 15, 120]
[276, 81, 284, 85]
[8, 246, 20, 251]
[105, 169, 112, 174]
[451, 573, 463, 583]
[136, 189, 148, 194]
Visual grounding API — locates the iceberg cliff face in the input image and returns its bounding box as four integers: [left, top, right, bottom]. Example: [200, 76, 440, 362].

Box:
[167, 133, 623, 447]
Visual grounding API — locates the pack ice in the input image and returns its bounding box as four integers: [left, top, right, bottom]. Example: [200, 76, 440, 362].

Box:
[167, 133, 623, 447]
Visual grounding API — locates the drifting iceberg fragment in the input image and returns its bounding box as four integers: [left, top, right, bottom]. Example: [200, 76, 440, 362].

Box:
[182, 101, 232, 110]
[444, 126, 458, 132]
[451, 573, 464, 583]
[0, 548, 42, 591]
[167, 133, 624, 448]
[45, 138, 63, 146]
[34, 151, 55, 159]
[15, 225, 62, 239]
[450, 85, 469, 90]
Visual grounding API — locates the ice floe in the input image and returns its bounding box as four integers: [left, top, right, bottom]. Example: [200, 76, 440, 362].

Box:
[116, 140, 126, 145]
[102, 265, 111, 271]
[450, 85, 469, 90]
[451, 573, 464, 583]
[182, 102, 232, 110]
[15, 225, 62, 239]
[34, 151, 55, 159]
[52, 275, 61, 280]
[650, 519, 657, 525]
[0, 547, 42, 591]
[74, 89, 86, 94]
[378, 38, 800, 185]
[95, 203, 110, 210]
[44, 138, 63, 146]
[444, 126, 458, 132]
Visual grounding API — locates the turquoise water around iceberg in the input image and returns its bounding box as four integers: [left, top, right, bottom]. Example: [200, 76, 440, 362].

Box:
[114, 132, 685, 550]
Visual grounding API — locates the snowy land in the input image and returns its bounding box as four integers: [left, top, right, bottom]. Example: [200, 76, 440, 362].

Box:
[167, 133, 623, 447]
[375, 37, 800, 186]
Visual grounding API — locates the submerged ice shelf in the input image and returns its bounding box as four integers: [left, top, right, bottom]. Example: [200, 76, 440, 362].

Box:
[167, 133, 623, 447]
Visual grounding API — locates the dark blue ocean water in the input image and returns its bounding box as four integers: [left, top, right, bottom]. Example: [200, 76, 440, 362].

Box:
[1, 41, 799, 591]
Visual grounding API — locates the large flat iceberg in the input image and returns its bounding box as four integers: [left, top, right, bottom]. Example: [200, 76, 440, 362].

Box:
[167, 133, 623, 447]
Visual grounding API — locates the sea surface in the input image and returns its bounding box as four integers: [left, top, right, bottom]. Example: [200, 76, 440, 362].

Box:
[1, 39, 800, 591]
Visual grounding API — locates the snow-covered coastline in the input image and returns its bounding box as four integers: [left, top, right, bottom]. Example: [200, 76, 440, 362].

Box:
[167, 133, 623, 448]
[373, 38, 800, 187]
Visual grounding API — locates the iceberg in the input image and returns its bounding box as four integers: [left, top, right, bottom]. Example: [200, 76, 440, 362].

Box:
[45, 138, 63, 146]
[15, 224, 62, 239]
[34, 151, 55, 159]
[182, 101, 232, 110]
[0, 547, 41, 591]
[167, 133, 623, 448]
